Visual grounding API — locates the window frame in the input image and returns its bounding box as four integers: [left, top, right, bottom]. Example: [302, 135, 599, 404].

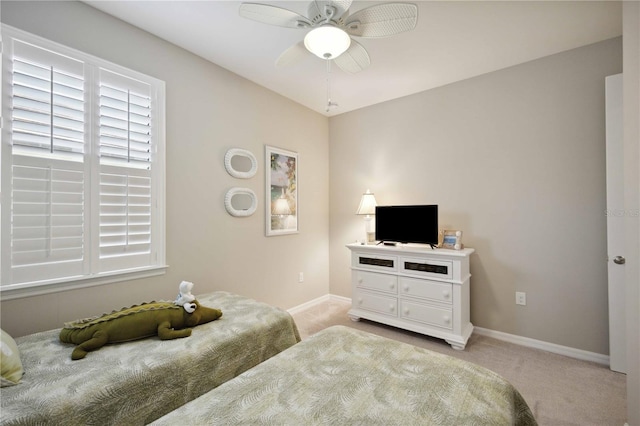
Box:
[1, 25, 167, 301]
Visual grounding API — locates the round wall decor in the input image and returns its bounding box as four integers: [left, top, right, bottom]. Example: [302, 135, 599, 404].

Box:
[224, 187, 258, 217]
[224, 148, 258, 179]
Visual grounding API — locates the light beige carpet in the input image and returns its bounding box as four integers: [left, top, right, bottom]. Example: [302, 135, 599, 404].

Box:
[291, 298, 627, 426]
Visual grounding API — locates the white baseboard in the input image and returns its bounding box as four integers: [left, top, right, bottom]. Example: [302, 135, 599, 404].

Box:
[473, 327, 610, 366]
[288, 294, 610, 367]
[328, 294, 352, 304]
[287, 293, 351, 315]
[287, 294, 330, 315]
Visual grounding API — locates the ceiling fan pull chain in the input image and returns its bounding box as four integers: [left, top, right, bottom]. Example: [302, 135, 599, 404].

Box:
[326, 59, 331, 110]
[326, 59, 338, 112]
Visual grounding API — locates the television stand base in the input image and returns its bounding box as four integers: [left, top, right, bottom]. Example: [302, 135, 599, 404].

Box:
[378, 242, 437, 249]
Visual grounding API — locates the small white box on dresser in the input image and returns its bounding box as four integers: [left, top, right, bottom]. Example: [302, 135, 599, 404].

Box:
[346, 243, 475, 350]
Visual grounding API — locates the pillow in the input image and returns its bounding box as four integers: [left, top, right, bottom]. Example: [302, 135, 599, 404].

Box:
[1, 329, 24, 387]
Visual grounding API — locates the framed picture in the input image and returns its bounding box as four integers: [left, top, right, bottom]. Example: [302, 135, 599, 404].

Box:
[265, 145, 298, 236]
[441, 230, 463, 250]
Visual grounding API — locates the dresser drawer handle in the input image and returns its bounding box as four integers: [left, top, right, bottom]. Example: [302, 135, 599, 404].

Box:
[403, 285, 410, 292]
[358, 278, 364, 284]
[404, 308, 410, 315]
[389, 304, 395, 312]
[358, 298, 363, 305]
[389, 282, 395, 290]
[442, 290, 450, 299]
[443, 316, 451, 324]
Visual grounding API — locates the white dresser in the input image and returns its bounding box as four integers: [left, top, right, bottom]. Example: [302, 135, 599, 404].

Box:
[346, 243, 475, 350]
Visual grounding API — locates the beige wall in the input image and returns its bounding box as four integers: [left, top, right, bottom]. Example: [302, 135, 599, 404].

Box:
[0, 1, 330, 337]
[329, 37, 622, 355]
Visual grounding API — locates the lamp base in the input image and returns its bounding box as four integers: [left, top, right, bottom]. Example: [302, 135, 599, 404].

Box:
[365, 231, 376, 245]
[363, 215, 376, 244]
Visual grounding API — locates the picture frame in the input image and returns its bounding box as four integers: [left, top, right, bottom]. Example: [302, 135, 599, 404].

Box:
[440, 230, 463, 250]
[265, 145, 298, 236]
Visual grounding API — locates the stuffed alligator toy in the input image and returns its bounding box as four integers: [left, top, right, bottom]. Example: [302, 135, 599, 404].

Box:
[59, 281, 222, 360]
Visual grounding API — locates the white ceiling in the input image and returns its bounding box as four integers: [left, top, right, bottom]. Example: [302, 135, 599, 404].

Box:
[84, 1, 622, 116]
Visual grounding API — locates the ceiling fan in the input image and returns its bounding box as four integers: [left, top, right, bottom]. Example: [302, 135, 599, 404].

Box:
[239, 0, 418, 74]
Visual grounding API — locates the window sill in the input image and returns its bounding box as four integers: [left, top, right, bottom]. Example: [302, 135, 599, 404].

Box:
[0, 265, 169, 301]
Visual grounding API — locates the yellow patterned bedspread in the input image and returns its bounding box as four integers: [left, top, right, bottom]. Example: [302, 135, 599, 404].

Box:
[153, 325, 537, 426]
[0, 292, 300, 426]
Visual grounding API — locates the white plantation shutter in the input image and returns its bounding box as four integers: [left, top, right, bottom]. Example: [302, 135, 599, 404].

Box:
[99, 169, 151, 257]
[97, 70, 154, 272]
[98, 167, 153, 270]
[1, 26, 166, 293]
[10, 158, 86, 283]
[7, 40, 88, 283]
[11, 40, 85, 161]
[98, 74, 152, 170]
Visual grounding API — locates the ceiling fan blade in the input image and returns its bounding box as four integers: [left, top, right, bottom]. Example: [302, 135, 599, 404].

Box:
[333, 39, 370, 74]
[239, 3, 311, 28]
[307, 0, 353, 23]
[344, 3, 418, 37]
[276, 41, 310, 68]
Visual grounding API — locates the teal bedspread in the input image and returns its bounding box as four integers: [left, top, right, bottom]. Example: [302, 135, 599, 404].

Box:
[0, 291, 300, 426]
[153, 325, 537, 426]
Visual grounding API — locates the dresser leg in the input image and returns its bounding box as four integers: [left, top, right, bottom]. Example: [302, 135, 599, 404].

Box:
[446, 340, 466, 350]
[349, 315, 361, 322]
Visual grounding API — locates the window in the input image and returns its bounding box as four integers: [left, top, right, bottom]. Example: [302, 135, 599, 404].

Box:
[1, 25, 166, 299]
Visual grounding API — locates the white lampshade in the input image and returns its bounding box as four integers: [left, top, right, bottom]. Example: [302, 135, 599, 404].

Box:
[356, 189, 377, 216]
[304, 25, 351, 59]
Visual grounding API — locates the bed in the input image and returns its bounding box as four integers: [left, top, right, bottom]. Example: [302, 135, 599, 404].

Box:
[0, 291, 300, 426]
[153, 325, 537, 426]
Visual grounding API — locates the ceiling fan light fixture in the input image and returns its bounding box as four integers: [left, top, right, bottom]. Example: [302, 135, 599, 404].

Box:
[304, 25, 351, 60]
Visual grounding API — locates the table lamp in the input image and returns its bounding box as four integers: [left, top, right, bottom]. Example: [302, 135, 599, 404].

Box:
[356, 189, 377, 244]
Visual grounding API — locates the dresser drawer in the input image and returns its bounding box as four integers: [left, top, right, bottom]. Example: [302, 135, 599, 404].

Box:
[399, 277, 452, 304]
[400, 256, 453, 280]
[353, 289, 398, 318]
[400, 300, 453, 330]
[353, 270, 398, 294]
[352, 252, 398, 272]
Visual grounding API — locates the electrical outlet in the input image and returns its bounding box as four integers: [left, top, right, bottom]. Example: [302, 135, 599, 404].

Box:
[515, 292, 526, 306]
[298, 272, 304, 283]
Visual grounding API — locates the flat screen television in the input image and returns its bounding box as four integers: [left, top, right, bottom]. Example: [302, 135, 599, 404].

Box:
[375, 205, 438, 247]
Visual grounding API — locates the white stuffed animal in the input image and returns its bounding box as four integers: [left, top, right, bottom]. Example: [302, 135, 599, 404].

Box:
[175, 281, 197, 313]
